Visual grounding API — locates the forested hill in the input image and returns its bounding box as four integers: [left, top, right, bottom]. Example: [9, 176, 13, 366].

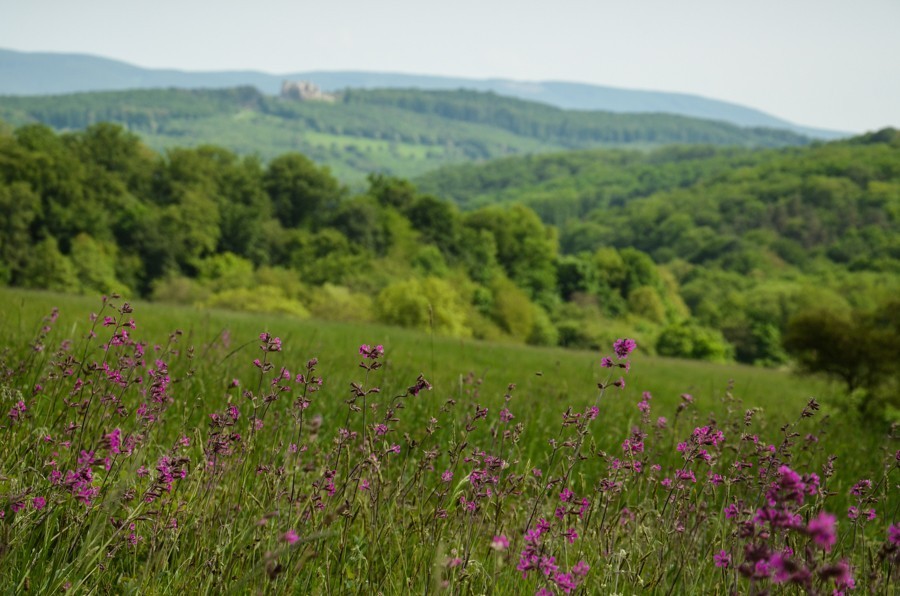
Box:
[0, 86, 810, 184]
[418, 130, 900, 364]
[0, 122, 897, 376]
[0, 47, 844, 138]
[417, 129, 900, 269]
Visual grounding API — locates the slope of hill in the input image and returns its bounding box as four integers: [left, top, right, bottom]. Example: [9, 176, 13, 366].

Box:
[0, 47, 845, 139]
[417, 130, 900, 365]
[0, 86, 812, 183]
[416, 129, 900, 265]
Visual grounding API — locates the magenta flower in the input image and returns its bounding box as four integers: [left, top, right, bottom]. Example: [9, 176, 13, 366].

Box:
[32, 496, 46, 510]
[490, 535, 509, 550]
[713, 550, 731, 568]
[572, 560, 590, 577]
[613, 338, 637, 359]
[283, 529, 300, 545]
[807, 512, 837, 551]
[888, 524, 900, 546]
[359, 344, 384, 359]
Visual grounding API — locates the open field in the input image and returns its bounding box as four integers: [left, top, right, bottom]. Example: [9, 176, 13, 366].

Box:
[0, 288, 897, 593]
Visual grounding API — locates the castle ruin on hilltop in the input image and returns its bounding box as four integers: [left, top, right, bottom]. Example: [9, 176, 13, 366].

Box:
[280, 81, 336, 102]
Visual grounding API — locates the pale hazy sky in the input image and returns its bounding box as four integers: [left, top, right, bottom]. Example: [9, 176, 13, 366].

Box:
[2, 0, 898, 132]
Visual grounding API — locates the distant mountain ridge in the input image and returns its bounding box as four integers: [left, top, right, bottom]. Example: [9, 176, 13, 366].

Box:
[0, 48, 845, 140]
[0, 86, 812, 184]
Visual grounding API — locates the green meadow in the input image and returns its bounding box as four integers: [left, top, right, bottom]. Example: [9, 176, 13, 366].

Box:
[2, 287, 896, 594]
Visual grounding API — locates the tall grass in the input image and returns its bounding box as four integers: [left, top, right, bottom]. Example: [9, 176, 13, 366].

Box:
[1, 289, 897, 593]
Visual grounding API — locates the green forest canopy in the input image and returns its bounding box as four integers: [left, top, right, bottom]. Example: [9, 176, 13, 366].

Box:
[0, 121, 897, 382]
[0, 87, 811, 184]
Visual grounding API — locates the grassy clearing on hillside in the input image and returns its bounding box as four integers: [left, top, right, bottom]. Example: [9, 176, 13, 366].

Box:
[0, 288, 896, 593]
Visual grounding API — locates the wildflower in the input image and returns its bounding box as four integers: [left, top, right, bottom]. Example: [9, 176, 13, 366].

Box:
[107, 428, 122, 454]
[283, 529, 300, 545]
[713, 550, 731, 568]
[408, 374, 431, 396]
[613, 338, 637, 359]
[600, 357, 614, 368]
[33, 496, 46, 510]
[490, 535, 509, 551]
[807, 512, 837, 551]
[572, 560, 589, 577]
[559, 487, 574, 502]
[822, 560, 855, 593]
[359, 344, 384, 359]
[360, 478, 370, 491]
[441, 470, 453, 483]
[850, 479, 871, 496]
[553, 571, 578, 593]
[888, 524, 900, 546]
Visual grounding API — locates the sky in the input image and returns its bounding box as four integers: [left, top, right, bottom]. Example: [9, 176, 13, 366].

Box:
[2, 0, 898, 132]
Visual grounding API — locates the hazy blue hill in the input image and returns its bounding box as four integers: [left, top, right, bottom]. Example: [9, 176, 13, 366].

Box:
[0, 48, 845, 139]
[0, 86, 812, 183]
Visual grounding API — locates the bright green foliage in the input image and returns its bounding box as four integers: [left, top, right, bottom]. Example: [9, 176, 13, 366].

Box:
[376, 277, 472, 337]
[657, 320, 734, 362]
[18, 236, 79, 292]
[204, 285, 310, 318]
[69, 233, 129, 295]
[195, 252, 256, 292]
[465, 204, 559, 305]
[627, 286, 667, 324]
[307, 283, 374, 322]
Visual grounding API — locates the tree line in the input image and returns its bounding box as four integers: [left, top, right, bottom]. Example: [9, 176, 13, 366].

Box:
[1, 122, 897, 415]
